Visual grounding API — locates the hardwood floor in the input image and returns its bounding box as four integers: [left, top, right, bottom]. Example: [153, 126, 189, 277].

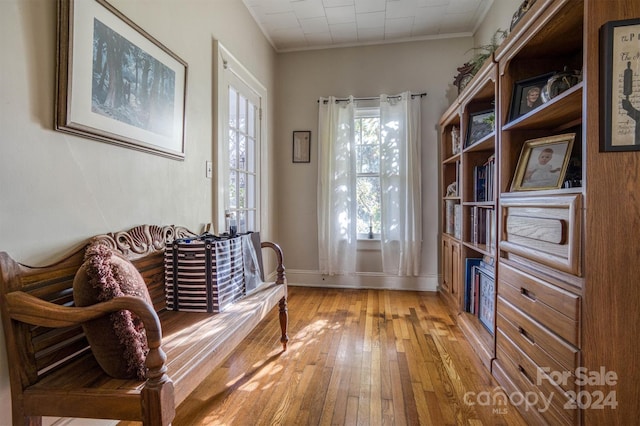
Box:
[127, 286, 528, 425]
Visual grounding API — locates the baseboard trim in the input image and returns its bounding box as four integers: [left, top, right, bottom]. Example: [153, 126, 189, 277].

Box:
[280, 269, 439, 292]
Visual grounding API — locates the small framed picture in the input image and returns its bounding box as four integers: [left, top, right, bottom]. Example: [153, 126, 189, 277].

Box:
[600, 18, 640, 151]
[292, 130, 311, 163]
[465, 109, 495, 148]
[511, 133, 575, 191]
[508, 72, 554, 122]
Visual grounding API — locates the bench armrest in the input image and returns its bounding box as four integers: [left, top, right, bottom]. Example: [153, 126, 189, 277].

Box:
[4, 291, 169, 383]
[261, 241, 286, 285]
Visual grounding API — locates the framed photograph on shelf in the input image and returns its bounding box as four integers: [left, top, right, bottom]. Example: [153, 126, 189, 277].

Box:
[465, 109, 494, 148]
[56, 0, 188, 159]
[477, 266, 495, 334]
[511, 133, 575, 191]
[292, 130, 311, 163]
[600, 18, 640, 151]
[507, 72, 554, 122]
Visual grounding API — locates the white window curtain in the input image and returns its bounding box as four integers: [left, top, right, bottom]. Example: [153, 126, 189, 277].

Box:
[317, 92, 422, 276]
[317, 96, 357, 275]
[379, 93, 422, 276]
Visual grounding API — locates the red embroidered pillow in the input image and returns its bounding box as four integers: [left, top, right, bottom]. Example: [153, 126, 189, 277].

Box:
[73, 243, 151, 380]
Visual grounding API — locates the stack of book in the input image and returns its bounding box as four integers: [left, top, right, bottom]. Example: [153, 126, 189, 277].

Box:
[463, 256, 495, 334]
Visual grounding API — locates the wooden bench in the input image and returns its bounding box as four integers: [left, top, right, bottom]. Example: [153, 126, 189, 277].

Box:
[0, 224, 288, 425]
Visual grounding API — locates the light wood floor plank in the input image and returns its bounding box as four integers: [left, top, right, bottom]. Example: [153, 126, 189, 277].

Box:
[118, 286, 527, 426]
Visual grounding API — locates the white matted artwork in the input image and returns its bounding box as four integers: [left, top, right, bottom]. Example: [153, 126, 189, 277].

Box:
[56, 0, 187, 159]
[292, 130, 311, 163]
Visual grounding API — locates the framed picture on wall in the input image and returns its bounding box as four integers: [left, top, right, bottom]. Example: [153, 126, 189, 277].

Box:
[600, 18, 640, 151]
[292, 131, 311, 163]
[55, 0, 188, 159]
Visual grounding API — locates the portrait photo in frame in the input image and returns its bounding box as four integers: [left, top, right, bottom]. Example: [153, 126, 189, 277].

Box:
[56, 0, 188, 159]
[511, 133, 575, 191]
[292, 131, 311, 163]
[508, 72, 554, 122]
[600, 18, 640, 151]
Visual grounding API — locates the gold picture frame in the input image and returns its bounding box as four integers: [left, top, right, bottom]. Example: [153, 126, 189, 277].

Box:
[511, 133, 575, 191]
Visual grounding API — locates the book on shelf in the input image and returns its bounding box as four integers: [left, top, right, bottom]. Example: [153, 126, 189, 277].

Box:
[473, 155, 495, 202]
[464, 258, 496, 335]
[464, 258, 482, 312]
[476, 262, 495, 334]
[454, 204, 462, 240]
[469, 206, 495, 248]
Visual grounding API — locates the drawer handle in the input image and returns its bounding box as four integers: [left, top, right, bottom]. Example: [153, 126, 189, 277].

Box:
[519, 326, 535, 345]
[520, 287, 537, 301]
[518, 364, 535, 385]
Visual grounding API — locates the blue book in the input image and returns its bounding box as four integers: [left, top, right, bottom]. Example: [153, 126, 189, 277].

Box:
[464, 258, 482, 312]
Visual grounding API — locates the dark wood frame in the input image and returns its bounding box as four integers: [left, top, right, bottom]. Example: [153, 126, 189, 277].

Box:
[507, 72, 554, 122]
[55, 0, 188, 159]
[600, 18, 640, 151]
[465, 109, 494, 148]
[292, 130, 311, 163]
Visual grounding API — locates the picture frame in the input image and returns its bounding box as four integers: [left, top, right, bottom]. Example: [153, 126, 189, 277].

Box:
[600, 18, 640, 151]
[511, 133, 575, 191]
[507, 72, 554, 122]
[55, 0, 188, 160]
[477, 266, 495, 334]
[465, 109, 494, 148]
[292, 131, 311, 163]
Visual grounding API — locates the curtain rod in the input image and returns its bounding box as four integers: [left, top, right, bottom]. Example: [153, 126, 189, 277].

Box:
[318, 92, 427, 104]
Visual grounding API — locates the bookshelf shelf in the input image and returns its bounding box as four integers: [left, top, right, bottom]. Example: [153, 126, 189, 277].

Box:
[439, 60, 498, 366]
[440, 1, 640, 423]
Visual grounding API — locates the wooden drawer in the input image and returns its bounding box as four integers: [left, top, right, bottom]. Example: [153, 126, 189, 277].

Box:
[498, 262, 580, 346]
[497, 297, 579, 393]
[496, 332, 577, 426]
[500, 194, 581, 276]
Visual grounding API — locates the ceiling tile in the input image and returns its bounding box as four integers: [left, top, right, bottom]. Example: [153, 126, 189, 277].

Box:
[292, 0, 326, 19]
[242, 0, 488, 51]
[325, 5, 356, 24]
[300, 16, 331, 33]
[356, 11, 385, 28]
[355, 0, 386, 14]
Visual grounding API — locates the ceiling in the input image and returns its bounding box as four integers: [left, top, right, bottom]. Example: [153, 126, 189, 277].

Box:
[242, 0, 493, 52]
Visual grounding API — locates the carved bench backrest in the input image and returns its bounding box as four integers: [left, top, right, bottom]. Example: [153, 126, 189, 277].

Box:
[0, 225, 196, 390]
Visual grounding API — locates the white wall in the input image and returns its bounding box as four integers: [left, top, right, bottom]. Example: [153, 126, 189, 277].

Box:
[0, 0, 276, 424]
[474, 0, 523, 46]
[273, 37, 473, 290]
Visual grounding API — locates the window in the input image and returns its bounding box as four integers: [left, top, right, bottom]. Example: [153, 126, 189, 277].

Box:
[227, 86, 258, 233]
[216, 43, 266, 234]
[354, 107, 381, 239]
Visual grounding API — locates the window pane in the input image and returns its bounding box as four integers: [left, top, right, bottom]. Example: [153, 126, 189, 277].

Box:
[247, 210, 255, 231]
[361, 117, 380, 144]
[238, 173, 246, 208]
[356, 176, 381, 235]
[357, 144, 380, 173]
[247, 136, 255, 173]
[229, 172, 237, 209]
[239, 95, 247, 133]
[229, 88, 237, 128]
[247, 174, 255, 209]
[248, 104, 256, 138]
[237, 210, 247, 234]
[229, 130, 237, 169]
[239, 135, 246, 170]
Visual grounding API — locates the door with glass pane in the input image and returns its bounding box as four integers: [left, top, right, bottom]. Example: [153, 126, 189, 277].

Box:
[227, 79, 260, 233]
